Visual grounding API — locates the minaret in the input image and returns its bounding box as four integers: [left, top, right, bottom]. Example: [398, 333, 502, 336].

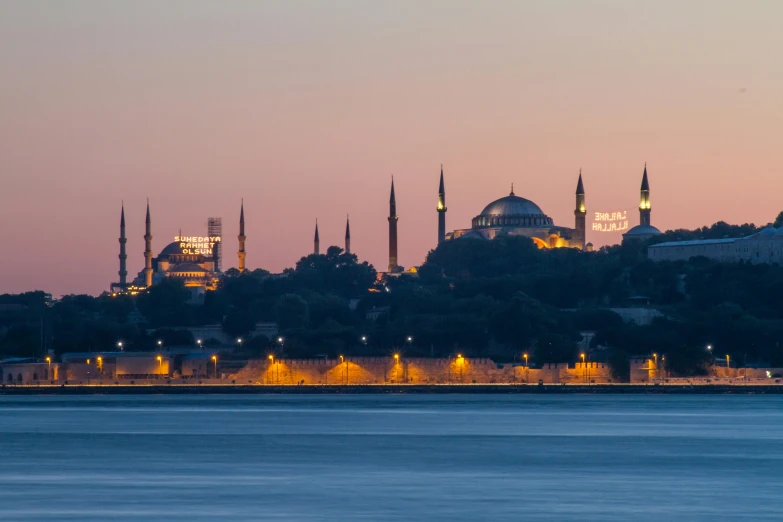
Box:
[574, 169, 586, 249]
[238, 200, 246, 272]
[388, 177, 399, 272]
[639, 163, 651, 226]
[118, 203, 127, 288]
[314, 220, 320, 255]
[143, 199, 153, 288]
[345, 215, 351, 255]
[437, 165, 447, 245]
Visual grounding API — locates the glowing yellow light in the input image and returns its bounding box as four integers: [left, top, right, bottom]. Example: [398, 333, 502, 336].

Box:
[339, 355, 344, 362]
[156, 356, 162, 362]
[45, 357, 51, 363]
[457, 354, 463, 359]
[211, 355, 217, 361]
[394, 354, 399, 360]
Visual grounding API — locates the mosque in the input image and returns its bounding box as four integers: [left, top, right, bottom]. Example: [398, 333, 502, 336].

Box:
[110, 165, 659, 292]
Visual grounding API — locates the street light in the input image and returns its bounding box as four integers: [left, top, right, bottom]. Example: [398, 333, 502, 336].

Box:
[237, 338, 243, 348]
[457, 354, 464, 383]
[45, 356, 52, 381]
[725, 354, 730, 369]
[156, 355, 162, 374]
[117, 341, 123, 351]
[707, 345, 712, 352]
[340, 355, 347, 384]
[361, 336, 367, 344]
[211, 355, 218, 378]
[196, 339, 203, 348]
[157, 340, 163, 348]
[523, 353, 529, 383]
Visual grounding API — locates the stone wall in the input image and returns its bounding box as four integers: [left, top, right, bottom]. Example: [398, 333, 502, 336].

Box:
[231, 358, 614, 385]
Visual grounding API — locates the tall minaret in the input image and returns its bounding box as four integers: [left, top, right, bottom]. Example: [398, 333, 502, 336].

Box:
[143, 199, 153, 287]
[345, 215, 351, 255]
[437, 165, 447, 245]
[639, 163, 651, 227]
[388, 177, 399, 272]
[238, 200, 246, 272]
[118, 203, 127, 288]
[314, 220, 320, 255]
[574, 169, 586, 249]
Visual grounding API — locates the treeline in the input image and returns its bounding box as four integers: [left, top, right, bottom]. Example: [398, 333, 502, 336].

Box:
[2, 221, 783, 378]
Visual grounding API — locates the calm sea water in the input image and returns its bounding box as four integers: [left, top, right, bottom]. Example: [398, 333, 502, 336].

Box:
[1, 394, 782, 521]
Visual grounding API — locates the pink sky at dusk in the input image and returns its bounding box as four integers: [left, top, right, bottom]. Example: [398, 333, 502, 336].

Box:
[1, 1, 781, 297]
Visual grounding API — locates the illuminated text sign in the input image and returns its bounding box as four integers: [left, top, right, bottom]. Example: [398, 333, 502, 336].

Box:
[592, 211, 628, 232]
[174, 236, 222, 255]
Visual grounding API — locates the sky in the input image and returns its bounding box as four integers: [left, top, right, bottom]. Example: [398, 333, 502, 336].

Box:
[1, 0, 782, 297]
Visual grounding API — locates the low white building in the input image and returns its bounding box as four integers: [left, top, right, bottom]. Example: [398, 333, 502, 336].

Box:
[648, 227, 783, 264]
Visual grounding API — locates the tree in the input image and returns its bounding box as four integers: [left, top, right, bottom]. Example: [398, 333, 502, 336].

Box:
[275, 294, 309, 331]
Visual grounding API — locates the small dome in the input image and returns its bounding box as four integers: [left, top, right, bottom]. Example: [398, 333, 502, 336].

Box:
[624, 224, 661, 237]
[479, 194, 546, 217]
[169, 263, 207, 274]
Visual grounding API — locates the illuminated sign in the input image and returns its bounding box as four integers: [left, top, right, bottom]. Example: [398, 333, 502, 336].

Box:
[174, 235, 221, 255]
[592, 211, 628, 232]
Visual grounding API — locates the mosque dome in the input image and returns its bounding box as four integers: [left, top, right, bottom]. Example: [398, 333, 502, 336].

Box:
[623, 224, 661, 239]
[159, 242, 184, 256]
[471, 190, 554, 228]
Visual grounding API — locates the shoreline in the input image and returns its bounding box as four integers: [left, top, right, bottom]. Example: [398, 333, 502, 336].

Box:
[2, 383, 783, 395]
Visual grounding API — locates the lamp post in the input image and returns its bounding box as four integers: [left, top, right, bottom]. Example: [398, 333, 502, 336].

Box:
[156, 355, 162, 375]
[268, 354, 274, 385]
[523, 353, 529, 383]
[653, 352, 658, 380]
[45, 356, 51, 380]
[661, 356, 666, 380]
[580, 353, 586, 383]
[237, 338, 243, 350]
[211, 355, 218, 379]
[457, 354, 464, 383]
[394, 353, 400, 383]
[340, 355, 347, 384]
[726, 354, 730, 372]
[196, 339, 203, 350]
[117, 341, 123, 352]
[157, 340, 163, 349]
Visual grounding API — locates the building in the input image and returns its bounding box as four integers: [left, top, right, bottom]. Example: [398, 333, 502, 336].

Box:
[623, 164, 662, 242]
[648, 227, 783, 264]
[447, 170, 587, 249]
[111, 201, 247, 300]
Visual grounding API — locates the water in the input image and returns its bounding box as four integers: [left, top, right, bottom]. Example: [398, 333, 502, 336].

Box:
[1, 394, 781, 521]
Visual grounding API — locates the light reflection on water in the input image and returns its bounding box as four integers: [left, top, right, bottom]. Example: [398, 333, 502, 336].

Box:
[1, 395, 782, 521]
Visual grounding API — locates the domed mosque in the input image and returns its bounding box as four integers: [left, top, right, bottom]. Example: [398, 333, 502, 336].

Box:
[446, 174, 588, 250]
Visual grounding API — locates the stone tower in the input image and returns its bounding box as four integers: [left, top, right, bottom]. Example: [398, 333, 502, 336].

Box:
[388, 177, 399, 272]
[143, 200, 153, 288]
[118, 203, 127, 288]
[574, 170, 586, 249]
[345, 215, 351, 255]
[314, 220, 320, 255]
[437, 165, 447, 245]
[238, 200, 246, 272]
[640, 163, 651, 226]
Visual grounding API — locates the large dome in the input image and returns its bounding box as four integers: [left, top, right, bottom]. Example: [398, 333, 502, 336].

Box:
[480, 194, 546, 217]
[472, 191, 554, 228]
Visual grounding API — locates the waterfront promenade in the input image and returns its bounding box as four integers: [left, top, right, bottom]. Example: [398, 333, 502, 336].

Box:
[2, 382, 783, 395]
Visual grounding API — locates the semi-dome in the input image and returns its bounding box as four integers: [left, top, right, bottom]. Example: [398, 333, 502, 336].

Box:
[472, 190, 554, 228]
[169, 263, 207, 274]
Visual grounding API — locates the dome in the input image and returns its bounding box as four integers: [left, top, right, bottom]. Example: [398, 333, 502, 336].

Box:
[623, 224, 661, 237]
[479, 194, 546, 217]
[169, 263, 207, 274]
[471, 190, 554, 229]
[159, 242, 184, 256]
